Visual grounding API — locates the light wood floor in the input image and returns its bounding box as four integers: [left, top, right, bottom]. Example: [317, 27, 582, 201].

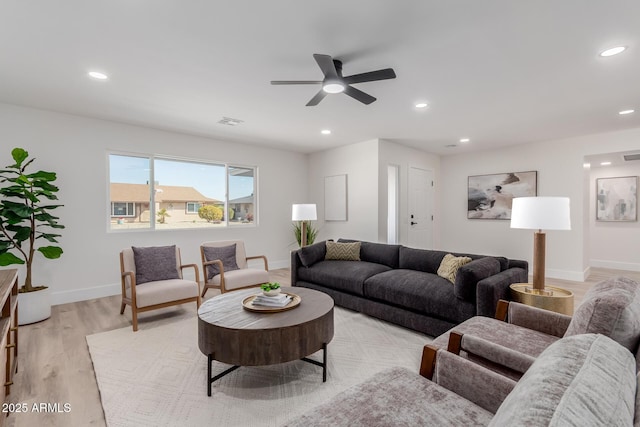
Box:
[5, 267, 640, 426]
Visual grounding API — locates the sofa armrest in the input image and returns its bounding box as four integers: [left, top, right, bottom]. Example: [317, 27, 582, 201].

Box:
[476, 267, 528, 317]
[454, 257, 501, 302]
[435, 349, 517, 414]
[508, 301, 571, 337]
[290, 249, 301, 287]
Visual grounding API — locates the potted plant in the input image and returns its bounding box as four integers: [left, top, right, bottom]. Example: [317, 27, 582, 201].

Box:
[0, 148, 64, 324]
[293, 220, 318, 247]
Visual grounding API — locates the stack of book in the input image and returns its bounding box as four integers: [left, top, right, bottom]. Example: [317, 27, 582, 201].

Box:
[252, 293, 292, 308]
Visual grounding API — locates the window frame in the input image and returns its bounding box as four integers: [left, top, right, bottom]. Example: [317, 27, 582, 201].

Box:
[107, 151, 258, 232]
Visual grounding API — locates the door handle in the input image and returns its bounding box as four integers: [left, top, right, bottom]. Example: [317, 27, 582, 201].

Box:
[411, 221, 418, 225]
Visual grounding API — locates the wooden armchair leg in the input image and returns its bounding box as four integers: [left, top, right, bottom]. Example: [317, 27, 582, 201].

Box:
[201, 287, 208, 298]
[132, 308, 139, 332]
[120, 302, 126, 314]
[419, 344, 438, 380]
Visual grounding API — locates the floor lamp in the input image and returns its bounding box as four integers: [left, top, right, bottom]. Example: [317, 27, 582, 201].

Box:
[510, 196, 571, 294]
[292, 204, 317, 247]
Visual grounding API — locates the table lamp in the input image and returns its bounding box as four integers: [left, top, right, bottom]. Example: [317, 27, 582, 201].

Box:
[510, 197, 571, 294]
[292, 204, 317, 247]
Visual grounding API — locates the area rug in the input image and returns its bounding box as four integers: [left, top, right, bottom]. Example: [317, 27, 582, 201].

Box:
[87, 307, 431, 427]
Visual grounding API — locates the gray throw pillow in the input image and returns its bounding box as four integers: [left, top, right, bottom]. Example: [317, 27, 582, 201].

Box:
[132, 245, 180, 285]
[202, 244, 239, 279]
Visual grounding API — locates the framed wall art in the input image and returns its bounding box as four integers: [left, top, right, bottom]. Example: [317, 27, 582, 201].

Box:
[596, 176, 637, 221]
[468, 171, 538, 220]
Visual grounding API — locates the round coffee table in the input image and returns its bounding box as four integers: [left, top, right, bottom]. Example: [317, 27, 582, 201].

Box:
[197, 286, 334, 396]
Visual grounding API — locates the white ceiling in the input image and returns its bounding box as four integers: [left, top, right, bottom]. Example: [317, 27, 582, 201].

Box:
[1, 1, 639, 155]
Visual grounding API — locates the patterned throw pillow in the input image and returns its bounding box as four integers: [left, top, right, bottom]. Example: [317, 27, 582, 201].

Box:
[325, 241, 361, 261]
[437, 253, 472, 283]
[202, 244, 239, 279]
[132, 245, 181, 285]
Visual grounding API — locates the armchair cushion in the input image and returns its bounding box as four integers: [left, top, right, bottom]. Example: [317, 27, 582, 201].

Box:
[127, 279, 200, 308]
[205, 268, 269, 291]
[202, 244, 239, 279]
[564, 276, 640, 352]
[132, 245, 180, 285]
[489, 334, 636, 427]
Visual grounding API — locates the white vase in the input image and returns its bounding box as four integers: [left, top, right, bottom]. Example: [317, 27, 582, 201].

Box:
[18, 287, 52, 325]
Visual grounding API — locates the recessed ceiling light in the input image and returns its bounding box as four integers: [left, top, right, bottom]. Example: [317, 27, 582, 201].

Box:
[600, 161, 612, 166]
[321, 129, 331, 135]
[619, 109, 635, 115]
[445, 144, 457, 148]
[459, 138, 470, 143]
[599, 46, 626, 57]
[88, 71, 108, 80]
[583, 163, 591, 168]
[415, 102, 428, 109]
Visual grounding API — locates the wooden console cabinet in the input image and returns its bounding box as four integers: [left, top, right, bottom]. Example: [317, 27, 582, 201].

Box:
[0, 269, 18, 422]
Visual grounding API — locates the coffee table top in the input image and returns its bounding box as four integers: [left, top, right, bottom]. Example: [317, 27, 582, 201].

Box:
[198, 286, 333, 330]
[198, 286, 334, 366]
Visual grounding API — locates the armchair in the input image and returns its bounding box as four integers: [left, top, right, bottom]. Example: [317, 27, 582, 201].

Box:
[120, 245, 201, 331]
[200, 240, 269, 296]
[429, 275, 640, 380]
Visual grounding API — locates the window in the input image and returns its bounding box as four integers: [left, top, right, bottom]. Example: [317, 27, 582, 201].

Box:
[109, 153, 257, 231]
[112, 202, 135, 217]
[186, 202, 201, 214]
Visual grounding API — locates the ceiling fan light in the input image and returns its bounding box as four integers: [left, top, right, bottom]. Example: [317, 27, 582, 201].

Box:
[323, 82, 345, 94]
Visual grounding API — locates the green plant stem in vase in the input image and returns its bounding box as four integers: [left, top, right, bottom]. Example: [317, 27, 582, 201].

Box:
[293, 220, 318, 247]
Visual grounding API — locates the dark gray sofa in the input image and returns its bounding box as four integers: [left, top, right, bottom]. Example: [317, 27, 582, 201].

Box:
[291, 239, 528, 337]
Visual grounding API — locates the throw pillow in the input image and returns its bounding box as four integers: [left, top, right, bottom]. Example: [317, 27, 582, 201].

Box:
[325, 241, 361, 261]
[437, 253, 472, 284]
[202, 244, 239, 279]
[299, 240, 329, 267]
[132, 245, 181, 285]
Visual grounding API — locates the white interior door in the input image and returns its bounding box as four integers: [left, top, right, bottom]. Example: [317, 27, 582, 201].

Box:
[408, 167, 433, 249]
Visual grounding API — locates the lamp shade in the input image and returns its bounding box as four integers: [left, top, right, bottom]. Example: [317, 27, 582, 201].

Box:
[292, 204, 317, 221]
[510, 197, 571, 230]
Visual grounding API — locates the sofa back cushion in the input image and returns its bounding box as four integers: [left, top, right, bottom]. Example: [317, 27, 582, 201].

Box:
[564, 276, 640, 352]
[338, 239, 401, 268]
[399, 247, 449, 273]
[489, 334, 636, 427]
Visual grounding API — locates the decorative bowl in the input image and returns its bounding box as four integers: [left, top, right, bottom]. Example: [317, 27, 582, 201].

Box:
[262, 288, 281, 297]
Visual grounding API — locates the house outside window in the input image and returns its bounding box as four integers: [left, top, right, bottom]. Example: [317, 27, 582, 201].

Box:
[112, 202, 135, 217]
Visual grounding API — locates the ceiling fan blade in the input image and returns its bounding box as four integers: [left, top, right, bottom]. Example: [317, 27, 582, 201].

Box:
[344, 85, 376, 105]
[306, 89, 328, 106]
[343, 68, 396, 85]
[270, 80, 322, 85]
[313, 54, 338, 79]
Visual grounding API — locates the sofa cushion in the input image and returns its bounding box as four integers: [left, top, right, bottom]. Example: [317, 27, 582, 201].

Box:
[325, 241, 361, 261]
[284, 367, 494, 427]
[438, 254, 472, 283]
[298, 240, 328, 267]
[132, 245, 180, 285]
[338, 239, 401, 268]
[489, 334, 636, 427]
[364, 269, 476, 324]
[202, 244, 239, 279]
[399, 247, 450, 274]
[564, 276, 640, 352]
[297, 260, 391, 296]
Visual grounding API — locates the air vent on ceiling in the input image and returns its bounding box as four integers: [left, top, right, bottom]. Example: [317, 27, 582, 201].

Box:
[623, 153, 640, 161]
[217, 117, 244, 126]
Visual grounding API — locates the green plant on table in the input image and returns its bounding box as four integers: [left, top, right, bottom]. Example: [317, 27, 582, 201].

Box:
[0, 147, 65, 293]
[260, 282, 281, 292]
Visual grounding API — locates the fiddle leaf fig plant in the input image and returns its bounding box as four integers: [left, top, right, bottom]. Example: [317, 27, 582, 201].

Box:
[0, 148, 65, 292]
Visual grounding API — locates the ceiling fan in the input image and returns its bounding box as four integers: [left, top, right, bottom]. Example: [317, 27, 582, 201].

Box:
[271, 54, 396, 106]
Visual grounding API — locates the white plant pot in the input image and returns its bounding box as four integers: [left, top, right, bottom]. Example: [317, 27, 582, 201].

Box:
[18, 287, 52, 325]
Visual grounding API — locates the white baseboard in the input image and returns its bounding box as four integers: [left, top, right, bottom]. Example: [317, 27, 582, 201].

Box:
[590, 259, 640, 272]
[52, 259, 291, 306]
[526, 268, 588, 283]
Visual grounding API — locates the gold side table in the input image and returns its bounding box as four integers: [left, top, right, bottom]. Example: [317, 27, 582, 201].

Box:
[509, 283, 574, 315]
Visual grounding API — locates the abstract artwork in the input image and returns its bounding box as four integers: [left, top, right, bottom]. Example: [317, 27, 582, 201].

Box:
[468, 171, 538, 220]
[596, 176, 637, 221]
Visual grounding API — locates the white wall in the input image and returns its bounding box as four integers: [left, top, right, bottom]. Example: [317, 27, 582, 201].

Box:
[0, 103, 308, 304]
[441, 127, 640, 281]
[378, 140, 441, 247]
[308, 139, 379, 242]
[588, 161, 640, 271]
